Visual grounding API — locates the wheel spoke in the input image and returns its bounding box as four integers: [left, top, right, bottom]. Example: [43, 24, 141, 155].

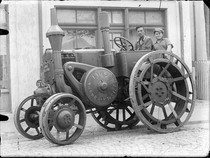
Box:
[140, 81, 149, 93]
[186, 108, 190, 113]
[69, 99, 76, 106]
[123, 109, 126, 121]
[48, 121, 54, 127]
[156, 121, 161, 128]
[144, 101, 152, 108]
[108, 109, 115, 114]
[168, 74, 189, 84]
[150, 103, 155, 115]
[147, 57, 154, 64]
[174, 119, 182, 126]
[162, 106, 167, 119]
[169, 55, 174, 62]
[20, 118, 25, 123]
[142, 93, 149, 101]
[150, 63, 154, 81]
[56, 131, 60, 140]
[175, 59, 179, 65]
[171, 91, 188, 102]
[159, 63, 171, 77]
[96, 114, 102, 120]
[116, 109, 119, 120]
[104, 121, 109, 126]
[168, 102, 178, 119]
[125, 107, 132, 116]
[74, 123, 84, 130]
[66, 131, 69, 139]
[25, 126, 30, 133]
[35, 127, 41, 136]
[31, 98, 34, 107]
[21, 107, 27, 112]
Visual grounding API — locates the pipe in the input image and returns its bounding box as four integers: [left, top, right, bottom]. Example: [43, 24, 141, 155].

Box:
[38, 1, 43, 80]
[99, 12, 111, 55]
[46, 8, 72, 94]
[98, 12, 115, 68]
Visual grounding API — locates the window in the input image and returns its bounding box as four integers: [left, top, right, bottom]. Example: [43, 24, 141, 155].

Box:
[129, 11, 144, 24]
[55, 6, 166, 51]
[56, 8, 97, 50]
[57, 9, 96, 24]
[103, 10, 123, 24]
[128, 10, 165, 46]
[62, 29, 96, 50]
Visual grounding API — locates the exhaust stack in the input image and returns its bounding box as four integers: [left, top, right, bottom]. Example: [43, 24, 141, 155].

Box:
[99, 12, 115, 68]
[46, 8, 72, 93]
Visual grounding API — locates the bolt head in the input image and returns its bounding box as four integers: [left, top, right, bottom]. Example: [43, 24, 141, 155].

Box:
[68, 66, 73, 71]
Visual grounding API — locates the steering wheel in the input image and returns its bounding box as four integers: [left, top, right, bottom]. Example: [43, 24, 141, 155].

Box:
[114, 36, 134, 51]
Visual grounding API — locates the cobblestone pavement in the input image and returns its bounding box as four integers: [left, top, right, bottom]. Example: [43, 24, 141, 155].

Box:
[1, 121, 209, 157]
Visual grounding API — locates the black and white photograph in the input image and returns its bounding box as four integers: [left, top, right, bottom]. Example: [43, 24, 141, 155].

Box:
[0, 0, 209, 157]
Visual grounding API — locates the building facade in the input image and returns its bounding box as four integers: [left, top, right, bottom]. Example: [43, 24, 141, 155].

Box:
[0, 0, 209, 113]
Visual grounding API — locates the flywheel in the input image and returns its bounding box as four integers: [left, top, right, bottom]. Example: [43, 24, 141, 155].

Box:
[83, 67, 118, 107]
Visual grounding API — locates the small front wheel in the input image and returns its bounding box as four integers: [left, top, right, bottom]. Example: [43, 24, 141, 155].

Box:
[39, 93, 86, 145]
[14, 94, 49, 140]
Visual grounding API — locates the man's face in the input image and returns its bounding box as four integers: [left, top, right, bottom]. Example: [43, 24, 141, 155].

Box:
[154, 31, 163, 40]
[137, 27, 145, 38]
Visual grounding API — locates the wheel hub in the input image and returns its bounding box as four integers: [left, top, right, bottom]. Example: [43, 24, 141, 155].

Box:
[149, 80, 171, 106]
[25, 106, 41, 128]
[98, 80, 108, 91]
[54, 107, 75, 132]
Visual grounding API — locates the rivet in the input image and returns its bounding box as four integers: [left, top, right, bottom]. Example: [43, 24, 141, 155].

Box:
[68, 66, 73, 71]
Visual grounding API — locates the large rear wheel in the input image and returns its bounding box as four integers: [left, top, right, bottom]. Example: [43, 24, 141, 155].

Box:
[129, 51, 195, 132]
[91, 101, 139, 131]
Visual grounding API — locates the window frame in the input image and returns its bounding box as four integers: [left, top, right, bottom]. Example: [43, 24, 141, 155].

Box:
[55, 5, 167, 50]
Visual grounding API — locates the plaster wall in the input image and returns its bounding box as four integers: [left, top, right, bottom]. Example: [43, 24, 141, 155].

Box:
[194, 1, 207, 61]
[6, 1, 40, 112]
[180, 1, 193, 70]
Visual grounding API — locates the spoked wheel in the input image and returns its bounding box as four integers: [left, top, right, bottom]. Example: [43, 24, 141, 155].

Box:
[91, 77, 139, 131]
[114, 36, 134, 51]
[129, 50, 195, 133]
[91, 101, 139, 131]
[14, 94, 50, 140]
[39, 93, 86, 145]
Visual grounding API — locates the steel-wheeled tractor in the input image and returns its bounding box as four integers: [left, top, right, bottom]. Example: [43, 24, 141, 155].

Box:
[14, 8, 195, 145]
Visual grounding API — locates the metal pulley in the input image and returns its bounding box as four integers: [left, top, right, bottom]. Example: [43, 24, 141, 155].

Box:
[83, 67, 118, 107]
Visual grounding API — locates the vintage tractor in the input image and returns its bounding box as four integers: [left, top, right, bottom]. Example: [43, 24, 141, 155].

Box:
[14, 8, 195, 145]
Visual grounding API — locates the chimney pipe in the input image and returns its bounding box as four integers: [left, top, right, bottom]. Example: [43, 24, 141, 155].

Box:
[46, 8, 72, 94]
[99, 12, 111, 55]
[99, 12, 115, 68]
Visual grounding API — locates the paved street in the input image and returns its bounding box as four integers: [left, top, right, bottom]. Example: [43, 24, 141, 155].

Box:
[1, 100, 209, 157]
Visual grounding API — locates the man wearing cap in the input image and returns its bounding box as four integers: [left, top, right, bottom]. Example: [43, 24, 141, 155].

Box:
[135, 26, 153, 50]
[153, 28, 173, 52]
